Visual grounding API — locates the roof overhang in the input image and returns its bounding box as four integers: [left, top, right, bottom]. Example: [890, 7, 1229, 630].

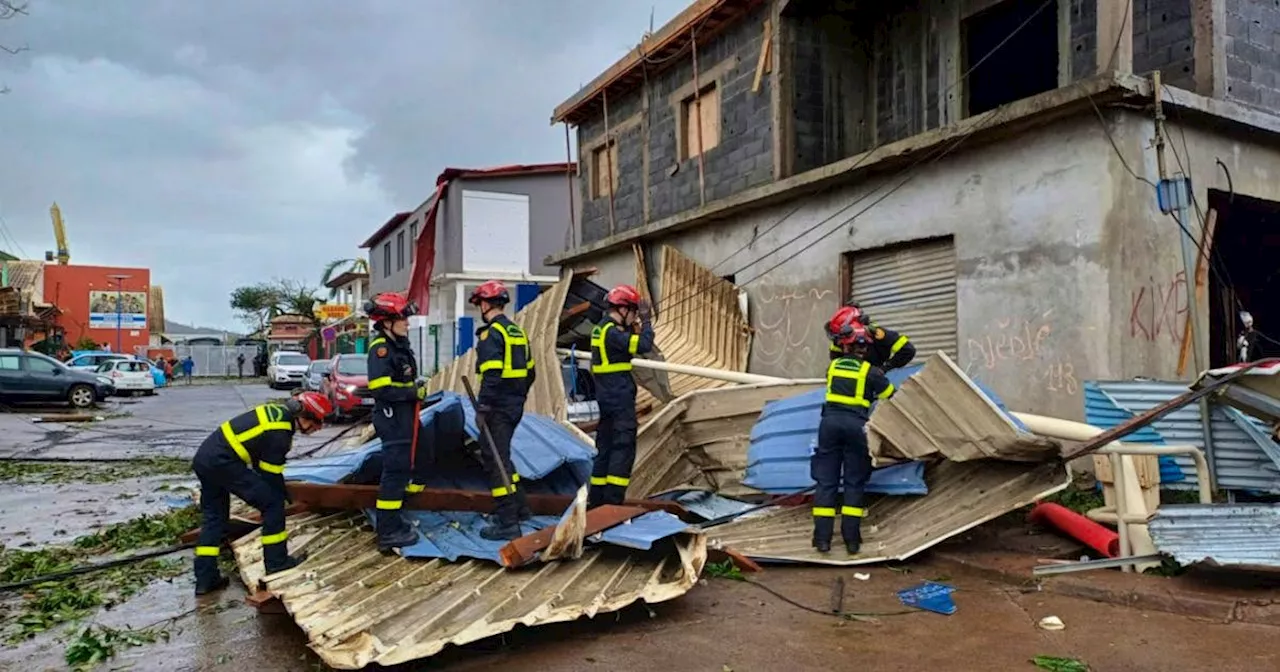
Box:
[359, 211, 412, 249]
[547, 72, 1280, 266]
[324, 270, 369, 290]
[551, 0, 764, 126]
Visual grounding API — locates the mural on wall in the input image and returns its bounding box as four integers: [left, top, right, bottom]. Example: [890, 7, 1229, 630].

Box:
[964, 309, 1079, 397]
[754, 285, 837, 376]
[88, 290, 148, 329]
[1128, 271, 1188, 346]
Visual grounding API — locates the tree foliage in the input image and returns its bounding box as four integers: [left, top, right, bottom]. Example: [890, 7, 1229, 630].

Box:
[229, 279, 323, 333]
[319, 258, 368, 299]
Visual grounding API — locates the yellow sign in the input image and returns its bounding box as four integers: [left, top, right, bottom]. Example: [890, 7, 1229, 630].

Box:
[315, 304, 352, 321]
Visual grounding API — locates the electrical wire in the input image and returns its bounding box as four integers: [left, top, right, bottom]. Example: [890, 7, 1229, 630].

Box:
[713, 575, 918, 621]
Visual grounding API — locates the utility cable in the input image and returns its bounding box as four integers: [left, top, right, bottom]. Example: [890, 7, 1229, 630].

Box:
[711, 574, 918, 621]
[0, 543, 196, 593]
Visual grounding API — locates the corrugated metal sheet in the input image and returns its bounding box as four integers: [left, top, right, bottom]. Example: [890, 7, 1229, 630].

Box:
[2, 260, 42, 294]
[1092, 380, 1280, 493]
[1195, 360, 1280, 425]
[867, 352, 1059, 465]
[595, 511, 691, 550]
[635, 245, 752, 408]
[232, 512, 706, 669]
[1149, 503, 1280, 569]
[1083, 382, 1186, 484]
[849, 237, 957, 358]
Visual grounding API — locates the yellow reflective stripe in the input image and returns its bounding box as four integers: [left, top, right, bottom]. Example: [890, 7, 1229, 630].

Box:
[220, 422, 252, 466]
[627, 334, 640, 355]
[368, 376, 413, 389]
[841, 506, 867, 518]
[478, 360, 503, 373]
[605, 475, 630, 487]
[591, 322, 633, 374]
[812, 507, 836, 517]
[829, 343, 841, 353]
[376, 499, 402, 510]
[405, 483, 425, 493]
[511, 473, 521, 483]
[258, 461, 284, 475]
[590, 476, 608, 486]
[370, 337, 386, 347]
[879, 383, 895, 400]
[491, 485, 513, 497]
[195, 546, 220, 557]
[890, 335, 909, 356]
[261, 530, 288, 545]
[487, 322, 533, 379]
[226, 407, 293, 458]
[825, 360, 871, 407]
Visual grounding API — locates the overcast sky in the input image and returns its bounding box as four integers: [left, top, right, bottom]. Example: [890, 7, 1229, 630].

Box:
[0, 0, 684, 330]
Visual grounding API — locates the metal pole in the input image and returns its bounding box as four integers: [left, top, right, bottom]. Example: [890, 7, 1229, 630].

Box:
[115, 282, 123, 353]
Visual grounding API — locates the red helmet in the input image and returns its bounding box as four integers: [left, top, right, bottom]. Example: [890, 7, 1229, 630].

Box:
[363, 292, 417, 321]
[605, 284, 642, 308]
[469, 280, 509, 306]
[288, 391, 333, 422]
[837, 323, 874, 349]
[825, 306, 861, 342]
[843, 301, 870, 325]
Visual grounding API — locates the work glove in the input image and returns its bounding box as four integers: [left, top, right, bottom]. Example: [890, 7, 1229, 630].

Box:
[637, 299, 652, 323]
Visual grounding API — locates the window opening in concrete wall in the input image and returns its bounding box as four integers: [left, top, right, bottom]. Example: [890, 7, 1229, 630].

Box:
[409, 222, 418, 263]
[1206, 190, 1280, 367]
[396, 230, 405, 271]
[680, 83, 721, 161]
[962, 0, 1059, 117]
[382, 242, 391, 278]
[591, 141, 619, 200]
[841, 236, 958, 358]
[721, 273, 737, 284]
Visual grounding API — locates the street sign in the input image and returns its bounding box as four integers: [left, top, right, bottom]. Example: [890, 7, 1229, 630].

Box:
[321, 327, 337, 341]
[315, 304, 352, 321]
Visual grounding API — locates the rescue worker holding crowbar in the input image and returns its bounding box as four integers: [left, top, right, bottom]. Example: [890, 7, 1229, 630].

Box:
[192, 391, 332, 595]
[364, 292, 429, 551]
[588, 284, 654, 508]
[469, 280, 536, 540]
[828, 302, 917, 371]
[813, 310, 895, 555]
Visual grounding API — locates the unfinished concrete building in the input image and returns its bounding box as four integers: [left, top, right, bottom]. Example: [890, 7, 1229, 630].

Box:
[548, 0, 1280, 419]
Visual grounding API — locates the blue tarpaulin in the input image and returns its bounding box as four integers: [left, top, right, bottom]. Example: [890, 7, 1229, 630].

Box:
[284, 392, 688, 563]
[595, 511, 691, 551]
[742, 364, 1031, 494]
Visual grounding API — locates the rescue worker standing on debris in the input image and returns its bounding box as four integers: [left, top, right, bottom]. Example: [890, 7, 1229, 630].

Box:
[471, 280, 536, 540]
[588, 285, 654, 508]
[828, 303, 917, 371]
[192, 391, 332, 595]
[813, 310, 896, 555]
[364, 292, 428, 551]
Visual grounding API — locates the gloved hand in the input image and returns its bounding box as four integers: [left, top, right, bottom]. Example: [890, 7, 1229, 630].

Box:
[637, 299, 652, 323]
[414, 376, 428, 387]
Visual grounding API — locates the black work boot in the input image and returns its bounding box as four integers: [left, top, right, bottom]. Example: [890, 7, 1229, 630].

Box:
[514, 490, 532, 522]
[377, 528, 419, 552]
[194, 575, 230, 596]
[587, 485, 606, 509]
[843, 521, 863, 556]
[812, 532, 832, 554]
[479, 520, 522, 541]
[265, 551, 308, 576]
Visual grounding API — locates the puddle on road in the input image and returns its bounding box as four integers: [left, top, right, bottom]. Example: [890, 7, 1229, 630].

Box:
[0, 476, 195, 548]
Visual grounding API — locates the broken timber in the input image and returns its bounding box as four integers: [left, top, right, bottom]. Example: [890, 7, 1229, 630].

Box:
[500, 504, 647, 567]
[285, 482, 692, 519]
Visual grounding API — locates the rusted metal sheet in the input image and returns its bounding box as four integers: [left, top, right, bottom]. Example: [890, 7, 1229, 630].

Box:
[867, 352, 1060, 466]
[847, 237, 958, 359]
[634, 245, 753, 410]
[232, 511, 706, 669]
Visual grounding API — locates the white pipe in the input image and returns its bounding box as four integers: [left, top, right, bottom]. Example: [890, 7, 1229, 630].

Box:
[556, 348, 804, 385]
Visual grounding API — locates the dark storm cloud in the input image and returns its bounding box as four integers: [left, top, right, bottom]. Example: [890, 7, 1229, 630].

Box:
[0, 0, 684, 328]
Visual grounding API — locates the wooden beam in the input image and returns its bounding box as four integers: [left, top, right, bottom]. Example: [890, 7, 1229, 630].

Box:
[752, 19, 772, 94]
[707, 546, 764, 573]
[1178, 208, 1218, 376]
[284, 482, 693, 519]
[500, 505, 648, 567]
[180, 503, 309, 544]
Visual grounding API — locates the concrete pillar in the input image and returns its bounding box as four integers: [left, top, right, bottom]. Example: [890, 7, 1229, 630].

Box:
[1192, 0, 1227, 98]
[1096, 0, 1134, 75]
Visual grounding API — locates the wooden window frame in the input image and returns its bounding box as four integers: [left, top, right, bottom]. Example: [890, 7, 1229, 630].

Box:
[679, 82, 721, 162]
[590, 140, 619, 201]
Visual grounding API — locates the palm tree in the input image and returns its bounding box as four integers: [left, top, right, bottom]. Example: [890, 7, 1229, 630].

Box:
[320, 258, 369, 299]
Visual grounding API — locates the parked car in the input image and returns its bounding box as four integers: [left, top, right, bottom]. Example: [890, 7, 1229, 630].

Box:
[68, 351, 166, 388]
[95, 359, 157, 397]
[302, 360, 331, 392]
[321, 354, 371, 419]
[0, 348, 115, 408]
[267, 351, 312, 389]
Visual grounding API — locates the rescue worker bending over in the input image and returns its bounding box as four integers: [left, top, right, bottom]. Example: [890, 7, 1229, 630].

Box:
[588, 285, 655, 508]
[471, 280, 536, 540]
[827, 303, 916, 371]
[814, 311, 895, 555]
[192, 391, 332, 595]
[364, 292, 428, 551]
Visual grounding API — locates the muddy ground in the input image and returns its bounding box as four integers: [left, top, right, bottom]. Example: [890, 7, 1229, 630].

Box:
[1, 384, 1277, 671]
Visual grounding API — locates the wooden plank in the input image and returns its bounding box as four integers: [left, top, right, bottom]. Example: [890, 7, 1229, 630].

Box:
[752, 20, 772, 93]
[499, 505, 648, 567]
[285, 482, 692, 519]
[1178, 208, 1218, 376]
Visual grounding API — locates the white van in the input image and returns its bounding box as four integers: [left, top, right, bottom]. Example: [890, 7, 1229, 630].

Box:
[267, 351, 312, 390]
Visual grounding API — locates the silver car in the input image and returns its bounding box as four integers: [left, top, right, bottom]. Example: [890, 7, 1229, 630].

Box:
[302, 360, 331, 392]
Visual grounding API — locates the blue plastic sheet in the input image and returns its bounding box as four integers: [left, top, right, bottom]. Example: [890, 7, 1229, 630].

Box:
[595, 511, 691, 551]
[898, 581, 957, 615]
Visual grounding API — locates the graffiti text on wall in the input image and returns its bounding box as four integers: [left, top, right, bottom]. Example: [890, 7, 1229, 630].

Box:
[1129, 271, 1187, 344]
[965, 310, 1077, 396]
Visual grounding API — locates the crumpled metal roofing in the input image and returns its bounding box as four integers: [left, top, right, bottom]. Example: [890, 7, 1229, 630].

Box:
[1083, 381, 1186, 484]
[232, 511, 707, 669]
[1149, 503, 1280, 569]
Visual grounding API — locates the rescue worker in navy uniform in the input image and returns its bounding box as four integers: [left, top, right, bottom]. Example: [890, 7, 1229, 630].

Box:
[192, 391, 332, 595]
[813, 311, 896, 555]
[470, 280, 536, 540]
[364, 292, 429, 551]
[827, 303, 916, 371]
[588, 284, 654, 508]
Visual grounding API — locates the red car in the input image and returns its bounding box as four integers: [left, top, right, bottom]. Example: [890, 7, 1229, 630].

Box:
[322, 354, 372, 420]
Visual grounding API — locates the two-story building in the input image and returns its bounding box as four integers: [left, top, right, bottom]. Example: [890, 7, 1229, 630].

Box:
[548, 0, 1280, 419]
[360, 163, 580, 373]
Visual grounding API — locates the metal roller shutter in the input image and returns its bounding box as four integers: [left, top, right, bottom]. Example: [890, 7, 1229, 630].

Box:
[848, 237, 958, 359]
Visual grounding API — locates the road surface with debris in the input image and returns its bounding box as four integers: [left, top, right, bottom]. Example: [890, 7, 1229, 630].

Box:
[0, 385, 1276, 671]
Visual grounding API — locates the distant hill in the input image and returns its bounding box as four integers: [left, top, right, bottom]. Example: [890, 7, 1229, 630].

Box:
[164, 319, 237, 336]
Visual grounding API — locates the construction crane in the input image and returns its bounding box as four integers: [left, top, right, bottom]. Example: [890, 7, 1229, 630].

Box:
[46, 202, 70, 265]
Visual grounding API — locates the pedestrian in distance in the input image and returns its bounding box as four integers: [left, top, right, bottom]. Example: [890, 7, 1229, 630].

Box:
[363, 293, 429, 551]
[587, 284, 654, 508]
[812, 310, 895, 555]
[191, 391, 332, 595]
[470, 280, 536, 541]
[237, 352, 246, 378]
[182, 356, 195, 384]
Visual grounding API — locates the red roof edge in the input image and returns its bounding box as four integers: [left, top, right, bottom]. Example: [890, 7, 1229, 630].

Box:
[437, 162, 577, 184]
[359, 211, 413, 249]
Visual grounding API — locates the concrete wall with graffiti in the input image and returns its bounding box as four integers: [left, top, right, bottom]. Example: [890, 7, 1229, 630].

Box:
[566, 105, 1280, 421]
